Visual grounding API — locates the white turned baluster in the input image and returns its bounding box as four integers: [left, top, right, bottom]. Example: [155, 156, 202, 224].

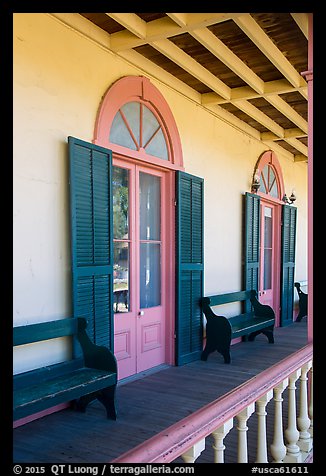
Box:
[212, 418, 233, 463]
[236, 403, 255, 463]
[181, 439, 205, 463]
[255, 390, 273, 463]
[270, 378, 288, 463]
[297, 361, 313, 452]
[308, 365, 313, 438]
[283, 370, 302, 463]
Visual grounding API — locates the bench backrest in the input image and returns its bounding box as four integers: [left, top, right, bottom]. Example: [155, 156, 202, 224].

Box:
[13, 317, 78, 347]
[202, 290, 252, 307]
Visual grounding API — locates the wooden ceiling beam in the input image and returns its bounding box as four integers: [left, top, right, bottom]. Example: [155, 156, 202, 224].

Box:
[106, 13, 147, 39]
[291, 13, 309, 39]
[150, 38, 231, 100]
[232, 99, 285, 137]
[233, 14, 307, 89]
[294, 154, 308, 162]
[201, 79, 308, 105]
[265, 95, 308, 134]
[108, 13, 246, 51]
[166, 13, 244, 29]
[190, 27, 265, 94]
[284, 138, 308, 156]
[261, 128, 307, 141]
[262, 140, 297, 162]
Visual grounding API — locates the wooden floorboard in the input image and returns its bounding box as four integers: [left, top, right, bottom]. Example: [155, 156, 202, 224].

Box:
[13, 321, 309, 463]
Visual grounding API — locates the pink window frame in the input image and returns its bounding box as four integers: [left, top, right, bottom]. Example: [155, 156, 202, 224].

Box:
[93, 76, 184, 171]
[253, 150, 285, 204]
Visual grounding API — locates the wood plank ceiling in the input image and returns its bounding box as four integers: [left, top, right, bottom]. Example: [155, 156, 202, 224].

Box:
[58, 13, 310, 162]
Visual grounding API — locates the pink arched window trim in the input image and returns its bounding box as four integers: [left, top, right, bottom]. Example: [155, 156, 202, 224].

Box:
[253, 150, 285, 203]
[93, 76, 184, 171]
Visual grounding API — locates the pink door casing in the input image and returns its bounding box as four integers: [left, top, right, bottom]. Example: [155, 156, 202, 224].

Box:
[113, 158, 172, 379]
[259, 200, 281, 326]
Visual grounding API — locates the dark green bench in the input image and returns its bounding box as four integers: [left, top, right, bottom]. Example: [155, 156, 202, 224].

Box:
[201, 290, 275, 364]
[13, 317, 117, 422]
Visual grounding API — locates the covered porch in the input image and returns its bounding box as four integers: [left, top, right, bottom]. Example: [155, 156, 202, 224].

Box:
[13, 12, 313, 466]
[13, 320, 311, 463]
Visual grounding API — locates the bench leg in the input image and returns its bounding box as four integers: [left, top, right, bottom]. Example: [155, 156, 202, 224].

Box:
[248, 328, 274, 344]
[201, 346, 210, 361]
[201, 340, 217, 361]
[75, 391, 98, 413]
[248, 330, 260, 341]
[221, 347, 231, 364]
[97, 385, 117, 420]
[296, 309, 307, 322]
[262, 327, 274, 344]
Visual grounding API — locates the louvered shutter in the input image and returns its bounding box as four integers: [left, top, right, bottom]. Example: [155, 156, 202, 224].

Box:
[280, 204, 297, 326]
[175, 171, 204, 365]
[244, 192, 261, 312]
[69, 137, 114, 351]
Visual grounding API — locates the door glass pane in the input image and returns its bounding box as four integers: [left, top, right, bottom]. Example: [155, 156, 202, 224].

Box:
[139, 172, 161, 241]
[113, 242, 129, 313]
[263, 207, 273, 289]
[113, 167, 129, 240]
[140, 243, 161, 308]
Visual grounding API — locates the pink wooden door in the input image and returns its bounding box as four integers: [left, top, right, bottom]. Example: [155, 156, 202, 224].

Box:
[259, 201, 281, 324]
[112, 160, 166, 379]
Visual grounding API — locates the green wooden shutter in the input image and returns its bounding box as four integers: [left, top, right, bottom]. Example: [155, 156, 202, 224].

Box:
[244, 192, 261, 312]
[280, 204, 297, 326]
[175, 171, 204, 365]
[69, 136, 114, 351]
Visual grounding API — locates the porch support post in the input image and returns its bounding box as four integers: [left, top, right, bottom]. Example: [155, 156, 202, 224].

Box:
[270, 378, 288, 463]
[283, 369, 302, 463]
[300, 14, 313, 343]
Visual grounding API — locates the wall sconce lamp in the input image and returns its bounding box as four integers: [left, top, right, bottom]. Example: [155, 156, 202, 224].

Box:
[282, 190, 297, 205]
[251, 174, 260, 193]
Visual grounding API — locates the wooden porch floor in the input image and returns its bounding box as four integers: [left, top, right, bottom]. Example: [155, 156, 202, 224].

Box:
[13, 320, 308, 463]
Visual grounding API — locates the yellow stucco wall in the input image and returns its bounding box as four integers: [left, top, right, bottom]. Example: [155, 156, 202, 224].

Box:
[13, 14, 308, 372]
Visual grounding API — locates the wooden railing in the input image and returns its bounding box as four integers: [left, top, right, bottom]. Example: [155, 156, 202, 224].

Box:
[112, 344, 313, 463]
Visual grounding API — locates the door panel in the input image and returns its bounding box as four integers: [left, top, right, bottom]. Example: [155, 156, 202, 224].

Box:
[260, 204, 274, 308]
[113, 161, 166, 379]
[259, 201, 281, 324]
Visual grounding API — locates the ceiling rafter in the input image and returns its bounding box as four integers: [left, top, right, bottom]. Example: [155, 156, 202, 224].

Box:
[291, 13, 309, 39]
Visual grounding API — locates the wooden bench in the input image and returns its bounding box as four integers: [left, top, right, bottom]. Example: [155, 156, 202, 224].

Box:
[13, 317, 118, 422]
[201, 290, 275, 364]
[294, 282, 308, 322]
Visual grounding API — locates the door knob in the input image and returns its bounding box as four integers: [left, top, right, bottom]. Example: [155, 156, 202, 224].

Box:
[138, 311, 144, 317]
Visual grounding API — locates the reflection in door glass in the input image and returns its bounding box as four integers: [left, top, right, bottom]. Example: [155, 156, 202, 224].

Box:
[139, 173, 161, 241]
[113, 167, 130, 313]
[140, 243, 161, 308]
[139, 172, 161, 308]
[113, 242, 129, 313]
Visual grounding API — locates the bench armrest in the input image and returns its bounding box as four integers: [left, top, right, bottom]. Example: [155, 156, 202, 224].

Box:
[77, 318, 117, 374]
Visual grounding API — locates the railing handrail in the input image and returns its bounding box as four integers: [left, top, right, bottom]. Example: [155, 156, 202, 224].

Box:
[112, 344, 313, 463]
